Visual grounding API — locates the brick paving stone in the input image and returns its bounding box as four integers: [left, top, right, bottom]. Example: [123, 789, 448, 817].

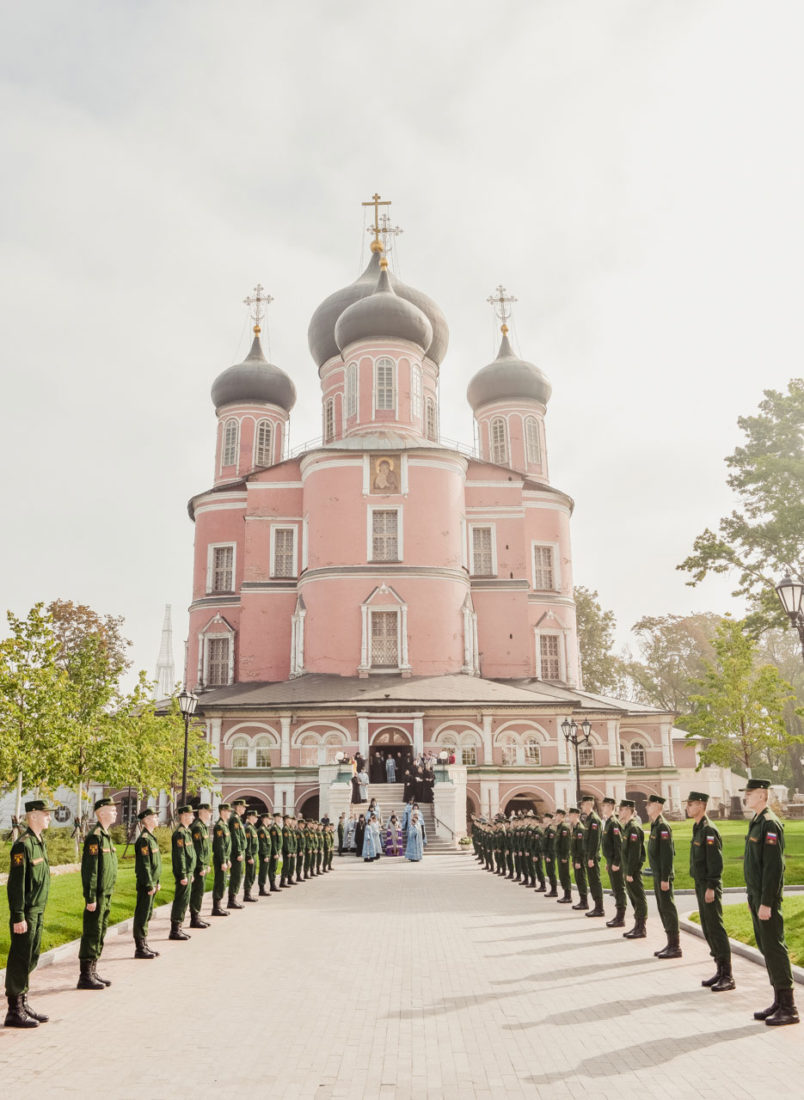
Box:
[0, 854, 801, 1097]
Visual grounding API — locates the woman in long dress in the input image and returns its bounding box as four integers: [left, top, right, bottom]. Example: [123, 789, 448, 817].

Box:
[384, 814, 403, 856]
[405, 810, 425, 862]
[362, 813, 381, 861]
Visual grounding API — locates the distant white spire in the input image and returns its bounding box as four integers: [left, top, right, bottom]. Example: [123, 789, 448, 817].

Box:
[155, 604, 176, 699]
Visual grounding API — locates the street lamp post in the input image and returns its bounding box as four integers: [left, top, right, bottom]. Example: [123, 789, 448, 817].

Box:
[178, 689, 199, 806]
[561, 717, 593, 805]
[775, 573, 804, 663]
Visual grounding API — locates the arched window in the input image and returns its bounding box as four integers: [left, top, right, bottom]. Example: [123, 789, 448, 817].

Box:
[324, 398, 335, 443]
[425, 397, 437, 441]
[255, 419, 273, 466]
[231, 735, 249, 768]
[620, 745, 625, 766]
[501, 736, 517, 767]
[525, 417, 541, 464]
[630, 743, 646, 768]
[375, 357, 395, 411]
[222, 418, 239, 466]
[525, 738, 541, 764]
[491, 417, 508, 464]
[346, 363, 358, 418]
[462, 745, 477, 766]
[254, 735, 272, 768]
[411, 365, 422, 421]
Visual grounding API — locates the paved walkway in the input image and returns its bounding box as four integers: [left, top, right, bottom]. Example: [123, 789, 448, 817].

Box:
[1, 855, 801, 1098]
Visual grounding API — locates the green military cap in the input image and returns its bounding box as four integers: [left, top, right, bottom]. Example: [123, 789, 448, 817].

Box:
[176, 804, 194, 814]
[554, 808, 566, 815]
[94, 797, 114, 810]
[218, 802, 231, 810]
[602, 797, 616, 805]
[273, 811, 282, 817]
[567, 806, 580, 814]
[137, 807, 157, 821]
[739, 778, 771, 791]
[25, 799, 56, 813]
[232, 798, 247, 806]
[258, 811, 271, 819]
[648, 794, 666, 804]
[686, 791, 709, 803]
[542, 812, 554, 819]
[196, 802, 211, 810]
[580, 795, 594, 803]
[245, 807, 258, 818]
[619, 799, 635, 809]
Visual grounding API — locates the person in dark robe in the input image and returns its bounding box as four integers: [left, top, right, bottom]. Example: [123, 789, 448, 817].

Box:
[371, 752, 384, 783]
[402, 770, 415, 803]
[354, 814, 366, 858]
[415, 767, 426, 803]
[351, 774, 362, 805]
[423, 767, 435, 804]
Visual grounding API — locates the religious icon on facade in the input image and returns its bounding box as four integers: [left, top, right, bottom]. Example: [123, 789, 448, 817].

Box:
[371, 455, 400, 493]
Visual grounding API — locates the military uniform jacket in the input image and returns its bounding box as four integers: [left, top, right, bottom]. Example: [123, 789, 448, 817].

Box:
[213, 817, 233, 865]
[601, 816, 623, 864]
[172, 824, 197, 880]
[622, 821, 646, 875]
[583, 811, 602, 860]
[689, 815, 723, 889]
[282, 826, 297, 856]
[190, 819, 211, 873]
[135, 827, 162, 890]
[543, 824, 556, 858]
[744, 807, 785, 907]
[269, 822, 283, 856]
[532, 826, 543, 856]
[244, 821, 258, 860]
[571, 823, 585, 861]
[229, 813, 247, 856]
[7, 826, 50, 922]
[82, 824, 118, 901]
[647, 815, 674, 880]
[555, 822, 572, 859]
[257, 822, 272, 860]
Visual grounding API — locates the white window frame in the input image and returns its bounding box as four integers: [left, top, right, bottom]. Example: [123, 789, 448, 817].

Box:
[290, 597, 306, 677]
[221, 417, 239, 467]
[531, 541, 560, 591]
[525, 416, 541, 465]
[469, 523, 497, 576]
[411, 364, 422, 421]
[367, 506, 403, 562]
[358, 587, 410, 674]
[254, 419, 273, 467]
[536, 631, 565, 681]
[368, 609, 401, 668]
[324, 398, 335, 443]
[346, 362, 358, 418]
[374, 356, 396, 413]
[254, 735, 273, 768]
[207, 542, 236, 594]
[525, 738, 541, 764]
[425, 397, 437, 441]
[271, 525, 298, 578]
[490, 417, 508, 464]
[205, 635, 233, 687]
[230, 735, 249, 768]
[630, 743, 647, 768]
[578, 744, 595, 768]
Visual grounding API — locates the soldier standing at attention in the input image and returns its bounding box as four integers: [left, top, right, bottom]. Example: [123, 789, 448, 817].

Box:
[581, 795, 605, 918]
[4, 799, 53, 1029]
[269, 812, 283, 890]
[646, 795, 681, 959]
[257, 811, 273, 895]
[686, 791, 733, 990]
[228, 798, 247, 908]
[243, 808, 259, 901]
[742, 778, 799, 1025]
[619, 800, 648, 939]
[532, 815, 546, 892]
[133, 807, 161, 960]
[190, 803, 212, 927]
[542, 813, 557, 897]
[569, 808, 589, 910]
[601, 798, 627, 928]
[281, 813, 297, 887]
[77, 797, 118, 990]
[554, 810, 573, 904]
[170, 805, 197, 940]
[211, 803, 232, 916]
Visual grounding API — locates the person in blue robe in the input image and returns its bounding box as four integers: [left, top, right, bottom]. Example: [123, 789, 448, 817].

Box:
[405, 812, 425, 861]
[362, 814, 381, 861]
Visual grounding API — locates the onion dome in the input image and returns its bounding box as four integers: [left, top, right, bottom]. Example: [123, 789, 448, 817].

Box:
[308, 252, 449, 367]
[467, 329, 552, 410]
[211, 332, 296, 412]
[334, 261, 433, 354]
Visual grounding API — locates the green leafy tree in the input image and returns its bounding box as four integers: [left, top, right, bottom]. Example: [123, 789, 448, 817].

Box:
[678, 379, 804, 631]
[574, 585, 628, 696]
[625, 612, 721, 717]
[685, 618, 801, 776]
[758, 628, 804, 791]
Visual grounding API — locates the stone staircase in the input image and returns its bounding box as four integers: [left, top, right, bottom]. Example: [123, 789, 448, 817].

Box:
[366, 783, 456, 854]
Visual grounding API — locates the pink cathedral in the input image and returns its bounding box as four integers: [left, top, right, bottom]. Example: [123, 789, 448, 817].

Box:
[186, 202, 680, 831]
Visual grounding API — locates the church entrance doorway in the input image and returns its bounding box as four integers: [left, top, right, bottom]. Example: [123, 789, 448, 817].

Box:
[369, 727, 413, 783]
[504, 794, 546, 817]
[298, 794, 320, 821]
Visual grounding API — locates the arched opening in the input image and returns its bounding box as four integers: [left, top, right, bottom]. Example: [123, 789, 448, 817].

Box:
[504, 793, 546, 816]
[466, 793, 480, 832]
[298, 794, 320, 821]
[626, 790, 649, 820]
[370, 727, 413, 782]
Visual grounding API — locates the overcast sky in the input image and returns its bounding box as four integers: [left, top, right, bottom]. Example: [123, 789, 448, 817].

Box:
[2, 0, 802, 686]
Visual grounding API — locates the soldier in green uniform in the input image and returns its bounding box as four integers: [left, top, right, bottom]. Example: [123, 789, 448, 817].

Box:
[211, 802, 232, 916]
[189, 802, 212, 927]
[77, 797, 118, 990]
[554, 810, 573, 904]
[326, 823, 335, 870]
[686, 791, 733, 989]
[569, 808, 589, 910]
[281, 813, 297, 887]
[741, 778, 799, 1025]
[601, 797, 627, 927]
[542, 813, 557, 896]
[133, 807, 161, 959]
[170, 805, 197, 940]
[581, 796, 605, 917]
[243, 807, 259, 901]
[619, 799, 647, 939]
[296, 819, 307, 881]
[257, 811, 273, 895]
[269, 811, 283, 890]
[646, 794, 681, 958]
[532, 816, 546, 892]
[228, 798, 247, 907]
[504, 820, 515, 879]
[4, 799, 53, 1029]
[512, 815, 523, 883]
[493, 822, 505, 875]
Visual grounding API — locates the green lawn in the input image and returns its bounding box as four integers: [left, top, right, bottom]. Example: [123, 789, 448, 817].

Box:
[656, 819, 804, 890]
[689, 896, 804, 967]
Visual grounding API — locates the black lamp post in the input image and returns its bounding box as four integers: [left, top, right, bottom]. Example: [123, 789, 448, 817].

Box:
[561, 717, 592, 805]
[775, 573, 804, 663]
[178, 688, 199, 806]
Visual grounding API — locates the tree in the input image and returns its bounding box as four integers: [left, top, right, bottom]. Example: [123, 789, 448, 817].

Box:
[758, 628, 804, 791]
[574, 586, 628, 696]
[625, 612, 721, 717]
[678, 379, 804, 631]
[684, 618, 801, 776]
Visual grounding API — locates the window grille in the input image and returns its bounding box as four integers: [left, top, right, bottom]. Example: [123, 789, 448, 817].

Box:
[533, 545, 555, 590]
[491, 418, 507, 464]
[211, 546, 234, 592]
[273, 529, 295, 577]
[255, 744, 272, 768]
[578, 745, 594, 768]
[630, 743, 646, 768]
[376, 357, 395, 410]
[346, 363, 358, 417]
[462, 746, 477, 766]
[501, 740, 517, 766]
[372, 510, 398, 560]
[324, 399, 335, 442]
[255, 420, 273, 466]
[525, 739, 541, 763]
[539, 634, 561, 680]
[371, 611, 399, 666]
[411, 366, 422, 420]
[472, 527, 493, 575]
[425, 397, 437, 441]
[207, 638, 230, 686]
[525, 417, 541, 464]
[231, 739, 248, 768]
[222, 419, 239, 465]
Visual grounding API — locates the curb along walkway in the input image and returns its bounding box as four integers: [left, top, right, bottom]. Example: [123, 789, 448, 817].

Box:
[1, 855, 801, 1098]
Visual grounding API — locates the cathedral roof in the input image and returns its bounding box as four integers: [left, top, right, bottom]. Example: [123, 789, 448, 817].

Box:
[334, 263, 433, 353]
[211, 333, 297, 413]
[466, 330, 552, 411]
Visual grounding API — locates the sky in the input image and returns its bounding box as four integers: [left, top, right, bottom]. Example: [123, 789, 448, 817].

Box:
[1, 0, 802, 686]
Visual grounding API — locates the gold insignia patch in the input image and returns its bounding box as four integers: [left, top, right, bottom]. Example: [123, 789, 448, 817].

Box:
[13, 852, 24, 865]
[177, 838, 184, 846]
[89, 843, 98, 855]
[141, 845, 149, 854]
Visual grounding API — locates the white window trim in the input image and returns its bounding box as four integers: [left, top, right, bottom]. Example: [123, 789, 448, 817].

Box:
[469, 522, 497, 576]
[425, 396, 438, 441]
[411, 364, 422, 421]
[367, 505, 403, 562]
[324, 398, 335, 443]
[535, 629, 566, 682]
[270, 524, 298, 578]
[531, 540, 560, 591]
[373, 356, 397, 416]
[290, 600, 306, 677]
[490, 416, 508, 465]
[360, 605, 410, 672]
[253, 418, 274, 467]
[346, 362, 359, 419]
[206, 542, 237, 594]
[201, 632, 234, 688]
[220, 417, 240, 469]
[525, 416, 542, 465]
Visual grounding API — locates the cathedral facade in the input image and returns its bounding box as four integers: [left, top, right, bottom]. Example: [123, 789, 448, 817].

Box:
[187, 205, 679, 832]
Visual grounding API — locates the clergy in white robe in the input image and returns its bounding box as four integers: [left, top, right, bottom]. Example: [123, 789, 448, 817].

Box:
[405, 813, 425, 861]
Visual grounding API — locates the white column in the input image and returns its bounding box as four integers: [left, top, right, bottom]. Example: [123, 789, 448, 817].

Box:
[358, 717, 369, 758]
[607, 720, 619, 766]
[481, 714, 493, 764]
[413, 716, 424, 756]
[280, 716, 291, 767]
[556, 719, 568, 765]
[661, 723, 673, 766]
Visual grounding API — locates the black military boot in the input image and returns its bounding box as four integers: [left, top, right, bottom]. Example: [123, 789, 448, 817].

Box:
[22, 995, 49, 1023]
[623, 917, 647, 939]
[259, 886, 270, 896]
[606, 907, 626, 928]
[656, 932, 683, 959]
[765, 988, 800, 1026]
[4, 994, 38, 1028]
[572, 896, 590, 911]
[711, 963, 736, 992]
[545, 885, 558, 898]
[534, 881, 546, 893]
[211, 902, 230, 916]
[243, 891, 258, 902]
[190, 912, 210, 928]
[92, 961, 112, 987]
[228, 894, 244, 909]
[169, 921, 191, 941]
[134, 937, 156, 959]
[557, 890, 573, 904]
[144, 940, 160, 956]
[701, 962, 723, 987]
[76, 960, 105, 990]
[586, 902, 606, 918]
[753, 994, 779, 1020]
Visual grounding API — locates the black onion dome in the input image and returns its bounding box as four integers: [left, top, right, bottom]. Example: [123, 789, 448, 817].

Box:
[467, 331, 552, 410]
[335, 266, 433, 353]
[211, 334, 297, 412]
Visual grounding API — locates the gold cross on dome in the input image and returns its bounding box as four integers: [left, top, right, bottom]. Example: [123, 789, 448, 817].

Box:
[243, 283, 274, 334]
[362, 192, 392, 253]
[487, 284, 517, 333]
